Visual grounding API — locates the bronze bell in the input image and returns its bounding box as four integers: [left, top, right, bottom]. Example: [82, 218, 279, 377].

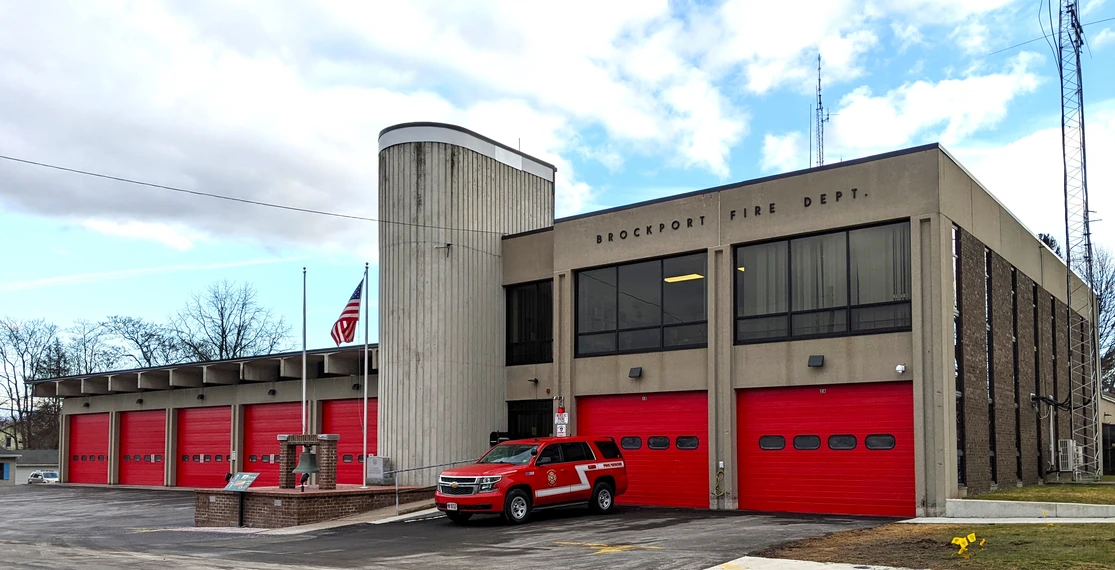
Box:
[292, 448, 319, 475]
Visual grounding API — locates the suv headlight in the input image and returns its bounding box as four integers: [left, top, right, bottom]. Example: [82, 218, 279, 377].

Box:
[478, 476, 502, 492]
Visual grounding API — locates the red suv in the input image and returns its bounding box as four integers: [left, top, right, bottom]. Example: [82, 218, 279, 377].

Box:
[434, 436, 628, 524]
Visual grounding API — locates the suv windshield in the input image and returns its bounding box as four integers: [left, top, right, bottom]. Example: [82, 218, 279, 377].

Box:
[477, 443, 538, 465]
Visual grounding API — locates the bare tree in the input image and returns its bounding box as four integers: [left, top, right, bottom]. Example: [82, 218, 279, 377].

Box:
[66, 319, 122, 375]
[103, 315, 184, 368]
[1091, 246, 1115, 393]
[170, 280, 292, 361]
[1039, 233, 1062, 257]
[0, 318, 59, 449]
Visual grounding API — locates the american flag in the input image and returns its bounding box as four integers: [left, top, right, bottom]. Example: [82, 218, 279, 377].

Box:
[330, 278, 363, 346]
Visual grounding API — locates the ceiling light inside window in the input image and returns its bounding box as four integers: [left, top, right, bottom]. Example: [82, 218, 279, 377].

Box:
[664, 273, 704, 283]
[736, 266, 746, 272]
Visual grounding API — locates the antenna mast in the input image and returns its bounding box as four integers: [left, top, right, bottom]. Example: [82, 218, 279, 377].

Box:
[1056, 0, 1100, 481]
[815, 54, 831, 167]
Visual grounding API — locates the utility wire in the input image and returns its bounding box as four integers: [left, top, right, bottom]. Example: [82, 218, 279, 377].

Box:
[987, 15, 1115, 57]
[0, 154, 508, 236]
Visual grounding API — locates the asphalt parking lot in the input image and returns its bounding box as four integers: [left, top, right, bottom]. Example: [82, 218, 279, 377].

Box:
[0, 485, 886, 569]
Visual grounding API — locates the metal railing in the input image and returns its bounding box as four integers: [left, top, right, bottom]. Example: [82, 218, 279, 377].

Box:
[382, 459, 476, 514]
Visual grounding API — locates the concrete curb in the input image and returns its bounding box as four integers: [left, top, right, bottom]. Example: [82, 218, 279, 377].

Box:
[704, 556, 919, 569]
[945, 498, 1115, 518]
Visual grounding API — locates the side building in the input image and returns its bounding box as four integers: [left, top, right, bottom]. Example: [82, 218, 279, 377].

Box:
[30, 123, 1101, 518]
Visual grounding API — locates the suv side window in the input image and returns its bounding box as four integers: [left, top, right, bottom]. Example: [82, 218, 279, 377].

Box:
[536, 444, 563, 466]
[594, 440, 623, 459]
[560, 442, 593, 463]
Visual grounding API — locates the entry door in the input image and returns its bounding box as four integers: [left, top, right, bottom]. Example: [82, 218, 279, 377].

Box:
[508, 399, 553, 440]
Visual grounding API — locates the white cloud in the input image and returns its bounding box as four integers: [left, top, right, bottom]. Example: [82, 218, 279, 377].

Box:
[82, 219, 207, 251]
[891, 22, 926, 52]
[952, 21, 991, 55]
[828, 51, 1043, 155]
[950, 99, 1115, 252]
[0, 257, 304, 293]
[1082, 0, 1109, 17]
[1092, 28, 1115, 50]
[760, 132, 809, 173]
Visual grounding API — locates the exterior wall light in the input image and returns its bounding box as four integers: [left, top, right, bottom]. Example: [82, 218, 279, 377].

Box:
[527, 378, 539, 383]
[807, 355, 825, 368]
[629, 367, 643, 379]
[135, 398, 143, 405]
[196, 393, 205, 401]
[267, 389, 277, 396]
[352, 383, 361, 391]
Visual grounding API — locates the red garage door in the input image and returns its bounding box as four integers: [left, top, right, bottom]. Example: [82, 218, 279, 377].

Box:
[68, 413, 109, 484]
[322, 398, 378, 485]
[577, 391, 709, 509]
[177, 406, 231, 488]
[244, 402, 302, 487]
[737, 381, 915, 517]
[119, 410, 166, 486]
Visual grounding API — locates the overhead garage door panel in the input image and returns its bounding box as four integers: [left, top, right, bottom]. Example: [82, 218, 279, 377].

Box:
[119, 410, 166, 486]
[68, 413, 109, 484]
[244, 402, 302, 487]
[577, 391, 709, 509]
[321, 399, 378, 486]
[176, 406, 231, 488]
[737, 381, 915, 517]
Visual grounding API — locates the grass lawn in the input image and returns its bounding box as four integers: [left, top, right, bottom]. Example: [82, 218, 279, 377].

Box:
[965, 484, 1115, 505]
[757, 523, 1115, 570]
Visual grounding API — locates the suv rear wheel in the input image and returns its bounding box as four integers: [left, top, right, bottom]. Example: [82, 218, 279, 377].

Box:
[503, 488, 531, 524]
[590, 481, 615, 514]
[445, 511, 472, 524]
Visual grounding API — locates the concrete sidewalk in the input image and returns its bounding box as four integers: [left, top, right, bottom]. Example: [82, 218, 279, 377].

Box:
[705, 557, 919, 570]
[901, 516, 1115, 524]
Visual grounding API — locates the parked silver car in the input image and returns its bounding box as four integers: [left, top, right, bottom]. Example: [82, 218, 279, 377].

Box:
[27, 470, 59, 484]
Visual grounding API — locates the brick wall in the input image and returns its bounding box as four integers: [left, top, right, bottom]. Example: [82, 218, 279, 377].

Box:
[959, 229, 991, 494]
[195, 487, 435, 528]
[1015, 272, 1040, 485]
[991, 254, 1017, 488]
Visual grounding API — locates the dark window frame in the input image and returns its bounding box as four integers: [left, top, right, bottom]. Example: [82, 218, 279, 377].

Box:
[574, 251, 709, 357]
[828, 434, 858, 450]
[647, 436, 671, 450]
[865, 434, 896, 450]
[506, 279, 554, 366]
[733, 220, 913, 345]
[676, 436, 700, 450]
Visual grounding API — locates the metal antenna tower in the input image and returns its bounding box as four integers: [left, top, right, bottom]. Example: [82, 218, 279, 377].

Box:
[1055, 0, 1100, 481]
[815, 54, 831, 167]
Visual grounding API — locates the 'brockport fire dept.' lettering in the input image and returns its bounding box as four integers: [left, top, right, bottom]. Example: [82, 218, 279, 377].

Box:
[597, 216, 706, 243]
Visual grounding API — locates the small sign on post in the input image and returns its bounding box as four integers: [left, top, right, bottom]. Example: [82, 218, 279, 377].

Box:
[223, 472, 259, 492]
[555, 412, 569, 438]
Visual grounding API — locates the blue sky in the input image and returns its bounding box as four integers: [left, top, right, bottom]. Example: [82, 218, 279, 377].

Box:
[1, 0, 1114, 351]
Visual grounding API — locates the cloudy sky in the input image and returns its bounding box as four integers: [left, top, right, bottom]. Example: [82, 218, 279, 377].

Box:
[1, 0, 1114, 350]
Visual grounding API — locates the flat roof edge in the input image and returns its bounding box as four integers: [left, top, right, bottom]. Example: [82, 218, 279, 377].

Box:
[379, 122, 557, 181]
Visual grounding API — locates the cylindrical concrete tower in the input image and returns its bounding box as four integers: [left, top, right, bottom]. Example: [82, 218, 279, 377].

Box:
[377, 122, 555, 483]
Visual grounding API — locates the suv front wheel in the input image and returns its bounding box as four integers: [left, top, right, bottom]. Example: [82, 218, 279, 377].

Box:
[590, 481, 615, 514]
[503, 488, 531, 524]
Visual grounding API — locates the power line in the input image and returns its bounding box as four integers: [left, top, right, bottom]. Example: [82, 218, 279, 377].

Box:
[0, 154, 508, 236]
[987, 15, 1115, 57]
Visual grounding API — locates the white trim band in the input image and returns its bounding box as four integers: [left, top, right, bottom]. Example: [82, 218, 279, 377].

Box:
[379, 124, 555, 182]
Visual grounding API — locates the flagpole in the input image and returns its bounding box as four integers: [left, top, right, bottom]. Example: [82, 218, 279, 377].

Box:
[362, 262, 369, 488]
[302, 266, 307, 435]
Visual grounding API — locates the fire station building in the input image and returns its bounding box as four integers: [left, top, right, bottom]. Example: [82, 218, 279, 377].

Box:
[32, 122, 1100, 519]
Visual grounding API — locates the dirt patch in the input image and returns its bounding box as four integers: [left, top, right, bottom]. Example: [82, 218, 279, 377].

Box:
[755, 523, 1115, 570]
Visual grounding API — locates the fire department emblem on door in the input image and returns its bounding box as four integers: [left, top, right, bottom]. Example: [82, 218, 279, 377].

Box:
[546, 469, 557, 486]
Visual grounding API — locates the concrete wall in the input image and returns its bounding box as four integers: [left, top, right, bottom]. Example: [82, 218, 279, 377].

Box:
[378, 124, 555, 484]
[503, 229, 554, 285]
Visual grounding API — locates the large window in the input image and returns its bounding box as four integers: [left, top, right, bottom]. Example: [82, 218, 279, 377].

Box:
[506, 280, 553, 365]
[576, 252, 708, 356]
[734, 221, 911, 343]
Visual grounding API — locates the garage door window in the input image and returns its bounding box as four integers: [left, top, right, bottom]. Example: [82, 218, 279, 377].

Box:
[865, 434, 896, 450]
[123, 455, 131, 462]
[828, 435, 857, 450]
[676, 436, 700, 450]
[620, 436, 642, 450]
[793, 435, 821, 450]
[647, 436, 670, 450]
[759, 436, 785, 450]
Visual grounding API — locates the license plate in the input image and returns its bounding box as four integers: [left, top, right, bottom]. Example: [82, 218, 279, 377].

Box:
[446, 502, 458, 511]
